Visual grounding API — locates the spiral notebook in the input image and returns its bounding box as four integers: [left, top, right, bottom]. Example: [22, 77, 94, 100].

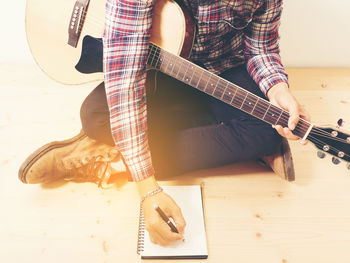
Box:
[137, 185, 208, 259]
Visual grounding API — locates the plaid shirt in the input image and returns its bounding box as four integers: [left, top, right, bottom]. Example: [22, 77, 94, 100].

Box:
[103, 0, 288, 181]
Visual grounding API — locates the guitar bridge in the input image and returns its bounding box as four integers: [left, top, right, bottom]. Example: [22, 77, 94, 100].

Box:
[68, 0, 90, 48]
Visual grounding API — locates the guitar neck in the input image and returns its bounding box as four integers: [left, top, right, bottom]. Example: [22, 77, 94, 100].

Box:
[147, 43, 312, 139]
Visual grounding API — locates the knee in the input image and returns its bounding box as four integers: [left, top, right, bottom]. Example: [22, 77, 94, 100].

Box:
[79, 83, 114, 145]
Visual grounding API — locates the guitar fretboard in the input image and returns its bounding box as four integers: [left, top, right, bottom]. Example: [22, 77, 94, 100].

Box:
[147, 43, 310, 139]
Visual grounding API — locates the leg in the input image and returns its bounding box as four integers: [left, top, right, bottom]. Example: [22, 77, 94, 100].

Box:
[80, 67, 291, 180]
[148, 66, 282, 177]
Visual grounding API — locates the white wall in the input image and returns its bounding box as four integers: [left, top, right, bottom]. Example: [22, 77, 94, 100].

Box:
[0, 0, 33, 63]
[0, 0, 349, 67]
[280, 0, 350, 67]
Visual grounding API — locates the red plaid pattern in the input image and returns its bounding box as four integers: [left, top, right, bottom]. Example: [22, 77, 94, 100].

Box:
[103, 0, 288, 181]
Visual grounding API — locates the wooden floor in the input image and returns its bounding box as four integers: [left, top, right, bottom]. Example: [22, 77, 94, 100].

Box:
[1, 64, 350, 263]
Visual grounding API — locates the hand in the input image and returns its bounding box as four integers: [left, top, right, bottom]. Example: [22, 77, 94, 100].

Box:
[267, 82, 311, 144]
[136, 176, 186, 246]
[142, 191, 186, 246]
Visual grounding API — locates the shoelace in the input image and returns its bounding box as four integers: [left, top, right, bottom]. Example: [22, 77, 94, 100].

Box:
[64, 155, 113, 188]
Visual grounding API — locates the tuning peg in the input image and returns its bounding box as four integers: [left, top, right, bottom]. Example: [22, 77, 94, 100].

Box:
[317, 151, 326, 159]
[337, 118, 345, 129]
[332, 157, 341, 165]
[347, 163, 350, 170]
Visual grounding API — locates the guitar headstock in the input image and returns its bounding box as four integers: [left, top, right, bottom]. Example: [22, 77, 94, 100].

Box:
[307, 119, 350, 170]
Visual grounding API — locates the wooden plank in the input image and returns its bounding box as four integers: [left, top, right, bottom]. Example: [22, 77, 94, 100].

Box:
[1, 64, 350, 263]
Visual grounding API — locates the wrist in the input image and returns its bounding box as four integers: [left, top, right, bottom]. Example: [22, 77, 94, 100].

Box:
[136, 175, 159, 197]
[267, 82, 289, 101]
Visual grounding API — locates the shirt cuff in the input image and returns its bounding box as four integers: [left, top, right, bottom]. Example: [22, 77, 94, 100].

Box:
[259, 72, 289, 96]
[124, 154, 155, 182]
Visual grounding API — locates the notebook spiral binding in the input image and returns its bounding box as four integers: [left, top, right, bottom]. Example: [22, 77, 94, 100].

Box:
[136, 206, 145, 254]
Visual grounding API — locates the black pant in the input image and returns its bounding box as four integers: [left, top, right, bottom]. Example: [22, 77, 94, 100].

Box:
[80, 65, 281, 178]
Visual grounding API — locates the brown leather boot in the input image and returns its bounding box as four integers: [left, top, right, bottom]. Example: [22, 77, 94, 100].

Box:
[18, 130, 123, 188]
[260, 138, 295, 182]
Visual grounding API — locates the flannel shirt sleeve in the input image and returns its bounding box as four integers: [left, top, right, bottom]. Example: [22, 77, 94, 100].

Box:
[103, 0, 155, 181]
[244, 0, 289, 96]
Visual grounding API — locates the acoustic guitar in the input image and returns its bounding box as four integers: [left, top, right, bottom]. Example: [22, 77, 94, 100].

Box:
[25, 0, 350, 170]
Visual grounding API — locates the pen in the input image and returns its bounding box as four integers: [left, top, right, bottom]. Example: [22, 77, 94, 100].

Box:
[154, 205, 179, 233]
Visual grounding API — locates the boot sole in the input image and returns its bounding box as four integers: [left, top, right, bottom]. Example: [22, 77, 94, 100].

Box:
[18, 130, 87, 184]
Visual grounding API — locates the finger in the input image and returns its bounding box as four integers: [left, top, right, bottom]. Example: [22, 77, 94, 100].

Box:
[282, 127, 299, 140]
[149, 235, 158, 245]
[169, 207, 186, 236]
[275, 125, 299, 140]
[287, 102, 300, 130]
[274, 125, 284, 137]
[152, 231, 171, 247]
[299, 138, 308, 145]
[155, 221, 183, 243]
[147, 221, 178, 246]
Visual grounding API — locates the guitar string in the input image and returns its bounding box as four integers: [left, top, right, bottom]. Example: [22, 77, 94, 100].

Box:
[77, 19, 349, 144]
[307, 134, 350, 160]
[308, 129, 350, 144]
[148, 46, 350, 143]
[147, 46, 312, 135]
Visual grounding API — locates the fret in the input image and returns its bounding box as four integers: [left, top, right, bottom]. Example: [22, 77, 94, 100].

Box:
[196, 70, 211, 92]
[252, 99, 269, 119]
[241, 93, 257, 114]
[222, 86, 235, 105]
[220, 82, 229, 100]
[166, 58, 175, 74]
[184, 64, 196, 86]
[231, 89, 246, 108]
[263, 104, 281, 125]
[202, 72, 212, 93]
[158, 53, 168, 72]
[147, 44, 155, 66]
[149, 45, 157, 68]
[171, 57, 181, 79]
[239, 92, 248, 109]
[262, 103, 271, 120]
[149, 43, 304, 132]
[274, 111, 283, 125]
[210, 78, 221, 98]
[189, 66, 201, 88]
[154, 47, 162, 69]
[279, 111, 290, 127]
[195, 69, 204, 89]
[177, 58, 188, 81]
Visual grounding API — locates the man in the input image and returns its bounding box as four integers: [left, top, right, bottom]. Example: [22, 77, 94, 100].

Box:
[19, 0, 310, 246]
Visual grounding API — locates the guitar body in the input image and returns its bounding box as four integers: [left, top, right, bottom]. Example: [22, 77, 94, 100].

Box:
[25, 0, 192, 84]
